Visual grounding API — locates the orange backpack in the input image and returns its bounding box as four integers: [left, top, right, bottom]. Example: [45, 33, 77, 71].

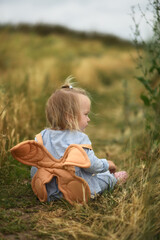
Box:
[10, 133, 92, 205]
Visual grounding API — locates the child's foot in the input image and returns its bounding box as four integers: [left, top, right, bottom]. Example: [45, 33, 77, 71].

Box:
[114, 171, 128, 184]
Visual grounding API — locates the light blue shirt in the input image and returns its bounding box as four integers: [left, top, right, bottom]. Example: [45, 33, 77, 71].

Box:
[31, 129, 117, 201]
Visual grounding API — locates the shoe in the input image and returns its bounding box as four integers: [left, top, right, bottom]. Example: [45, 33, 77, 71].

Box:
[114, 171, 128, 184]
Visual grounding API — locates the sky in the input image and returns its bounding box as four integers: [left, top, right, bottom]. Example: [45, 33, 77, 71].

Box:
[0, 0, 154, 40]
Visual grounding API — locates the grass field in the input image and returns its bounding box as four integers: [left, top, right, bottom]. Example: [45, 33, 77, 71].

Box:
[0, 26, 159, 240]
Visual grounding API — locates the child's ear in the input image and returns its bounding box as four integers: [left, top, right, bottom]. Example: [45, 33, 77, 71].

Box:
[64, 113, 71, 127]
[65, 113, 78, 129]
[66, 112, 74, 122]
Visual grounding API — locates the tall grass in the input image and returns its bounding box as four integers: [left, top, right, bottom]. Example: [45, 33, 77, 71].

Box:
[0, 26, 159, 239]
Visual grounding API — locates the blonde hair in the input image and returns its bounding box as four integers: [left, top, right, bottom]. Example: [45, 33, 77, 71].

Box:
[46, 77, 90, 130]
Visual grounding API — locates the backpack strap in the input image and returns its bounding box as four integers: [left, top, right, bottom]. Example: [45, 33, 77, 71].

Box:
[80, 144, 92, 150]
[36, 133, 92, 150]
[35, 133, 43, 145]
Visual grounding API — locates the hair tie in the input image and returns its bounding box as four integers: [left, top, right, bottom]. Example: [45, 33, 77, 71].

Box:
[61, 85, 73, 89]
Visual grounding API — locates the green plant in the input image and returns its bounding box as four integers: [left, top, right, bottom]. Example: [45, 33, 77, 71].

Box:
[132, 0, 160, 142]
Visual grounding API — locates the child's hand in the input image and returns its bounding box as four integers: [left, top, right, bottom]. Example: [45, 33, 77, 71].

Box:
[108, 160, 117, 173]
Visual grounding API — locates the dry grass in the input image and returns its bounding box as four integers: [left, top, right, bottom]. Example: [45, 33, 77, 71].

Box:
[32, 147, 160, 240]
[0, 29, 159, 240]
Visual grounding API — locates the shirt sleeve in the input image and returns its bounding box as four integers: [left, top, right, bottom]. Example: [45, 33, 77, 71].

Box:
[83, 148, 109, 174]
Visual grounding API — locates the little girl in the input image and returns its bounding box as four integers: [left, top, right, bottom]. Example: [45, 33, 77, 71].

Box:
[31, 78, 128, 202]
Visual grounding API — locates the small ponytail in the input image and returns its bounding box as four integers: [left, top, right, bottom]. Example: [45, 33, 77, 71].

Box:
[61, 75, 75, 89]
